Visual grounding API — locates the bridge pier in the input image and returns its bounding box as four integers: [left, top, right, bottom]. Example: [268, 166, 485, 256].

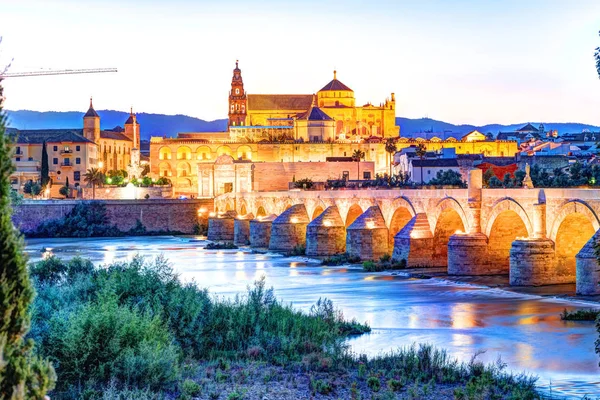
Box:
[509, 239, 556, 286]
[392, 213, 433, 266]
[207, 211, 236, 242]
[448, 233, 490, 275]
[234, 213, 254, 246]
[448, 168, 491, 275]
[269, 204, 310, 253]
[346, 205, 389, 260]
[576, 231, 600, 295]
[306, 206, 346, 256]
[249, 216, 275, 248]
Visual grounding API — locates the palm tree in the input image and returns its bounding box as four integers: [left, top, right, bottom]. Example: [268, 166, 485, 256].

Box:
[352, 149, 365, 181]
[415, 143, 427, 185]
[84, 167, 104, 199]
[385, 138, 397, 178]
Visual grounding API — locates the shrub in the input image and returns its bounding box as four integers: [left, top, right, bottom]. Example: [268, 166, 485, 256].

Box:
[293, 178, 314, 189]
[311, 378, 333, 395]
[561, 308, 600, 321]
[322, 253, 361, 266]
[387, 378, 404, 391]
[290, 244, 306, 256]
[181, 379, 201, 397]
[367, 376, 381, 392]
[144, 193, 150, 199]
[363, 261, 383, 272]
[33, 202, 122, 238]
[379, 253, 391, 263]
[205, 242, 238, 250]
[193, 221, 208, 236]
[59, 185, 69, 198]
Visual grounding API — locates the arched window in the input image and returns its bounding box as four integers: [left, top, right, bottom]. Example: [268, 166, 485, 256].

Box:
[231, 105, 234, 112]
[235, 88, 239, 94]
[242, 105, 245, 113]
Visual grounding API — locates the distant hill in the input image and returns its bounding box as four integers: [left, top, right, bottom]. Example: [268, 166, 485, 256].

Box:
[397, 117, 600, 138]
[6, 110, 600, 141]
[5, 110, 228, 140]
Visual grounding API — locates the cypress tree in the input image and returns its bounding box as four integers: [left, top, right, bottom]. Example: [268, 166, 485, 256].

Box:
[40, 140, 49, 188]
[0, 75, 55, 397]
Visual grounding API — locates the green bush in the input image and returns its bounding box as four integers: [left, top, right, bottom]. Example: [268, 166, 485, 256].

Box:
[561, 308, 600, 321]
[290, 244, 306, 256]
[205, 242, 238, 250]
[33, 202, 122, 238]
[181, 379, 201, 397]
[367, 376, 381, 392]
[321, 253, 361, 266]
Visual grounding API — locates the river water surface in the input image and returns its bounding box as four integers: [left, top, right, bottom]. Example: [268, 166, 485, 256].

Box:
[25, 236, 600, 398]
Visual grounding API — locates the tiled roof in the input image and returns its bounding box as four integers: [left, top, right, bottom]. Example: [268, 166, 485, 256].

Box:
[297, 106, 333, 121]
[319, 78, 353, 92]
[247, 94, 312, 111]
[411, 158, 459, 167]
[84, 105, 99, 118]
[8, 128, 94, 144]
[100, 130, 131, 141]
[516, 123, 539, 132]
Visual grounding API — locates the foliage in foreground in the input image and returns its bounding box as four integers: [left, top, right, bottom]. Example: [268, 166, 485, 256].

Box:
[321, 252, 361, 266]
[29, 255, 367, 397]
[205, 242, 238, 250]
[363, 254, 407, 272]
[27, 255, 542, 399]
[0, 73, 55, 398]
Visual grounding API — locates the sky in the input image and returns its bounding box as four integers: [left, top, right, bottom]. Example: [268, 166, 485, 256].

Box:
[1, 0, 600, 126]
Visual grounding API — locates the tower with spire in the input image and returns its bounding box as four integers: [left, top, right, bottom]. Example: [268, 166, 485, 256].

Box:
[83, 97, 100, 143]
[124, 107, 141, 149]
[228, 60, 247, 127]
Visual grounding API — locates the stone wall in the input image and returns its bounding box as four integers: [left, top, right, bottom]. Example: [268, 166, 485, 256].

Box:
[12, 199, 213, 234]
[80, 186, 173, 200]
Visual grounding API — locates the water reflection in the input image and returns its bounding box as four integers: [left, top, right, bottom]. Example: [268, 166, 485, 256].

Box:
[24, 236, 600, 397]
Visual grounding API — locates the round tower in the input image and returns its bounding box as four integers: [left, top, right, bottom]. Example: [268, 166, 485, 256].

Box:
[83, 97, 100, 143]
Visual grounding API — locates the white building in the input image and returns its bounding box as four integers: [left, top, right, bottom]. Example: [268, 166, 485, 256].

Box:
[409, 158, 460, 184]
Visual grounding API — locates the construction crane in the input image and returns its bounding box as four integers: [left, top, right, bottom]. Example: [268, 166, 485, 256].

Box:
[0, 67, 117, 78]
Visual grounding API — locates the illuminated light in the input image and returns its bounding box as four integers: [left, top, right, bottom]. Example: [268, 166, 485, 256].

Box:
[454, 230, 464, 235]
[106, 177, 112, 184]
[366, 221, 375, 229]
[105, 189, 110, 193]
[209, 212, 216, 217]
[290, 217, 299, 224]
[237, 214, 243, 219]
[323, 220, 332, 227]
[290, 262, 299, 268]
[200, 207, 207, 213]
[98, 161, 104, 168]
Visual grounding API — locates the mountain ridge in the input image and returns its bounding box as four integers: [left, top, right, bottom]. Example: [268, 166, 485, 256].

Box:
[6, 110, 600, 141]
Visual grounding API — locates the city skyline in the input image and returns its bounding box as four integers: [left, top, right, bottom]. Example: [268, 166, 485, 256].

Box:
[1, 0, 600, 126]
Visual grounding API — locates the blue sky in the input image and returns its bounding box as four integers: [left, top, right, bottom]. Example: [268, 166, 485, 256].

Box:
[1, 0, 600, 125]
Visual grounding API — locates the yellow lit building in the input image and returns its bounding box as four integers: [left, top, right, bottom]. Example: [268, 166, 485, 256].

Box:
[149, 62, 518, 196]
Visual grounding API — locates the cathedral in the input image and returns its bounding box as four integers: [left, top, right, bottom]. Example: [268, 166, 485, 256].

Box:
[227, 61, 399, 141]
[149, 61, 517, 197]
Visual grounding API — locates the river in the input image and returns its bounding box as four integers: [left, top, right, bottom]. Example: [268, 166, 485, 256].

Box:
[25, 235, 600, 398]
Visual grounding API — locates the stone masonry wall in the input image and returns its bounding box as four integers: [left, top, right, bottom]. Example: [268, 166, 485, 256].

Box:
[12, 199, 213, 234]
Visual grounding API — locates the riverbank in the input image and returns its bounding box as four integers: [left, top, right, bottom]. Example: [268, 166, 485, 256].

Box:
[23, 236, 600, 397]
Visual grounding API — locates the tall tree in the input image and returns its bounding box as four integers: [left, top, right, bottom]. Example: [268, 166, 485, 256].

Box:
[40, 140, 49, 189]
[385, 138, 397, 178]
[415, 143, 427, 185]
[595, 30, 600, 79]
[0, 69, 55, 398]
[352, 149, 365, 181]
[84, 167, 104, 199]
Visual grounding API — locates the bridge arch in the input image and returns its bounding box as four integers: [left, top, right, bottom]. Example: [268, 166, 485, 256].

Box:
[484, 198, 533, 239]
[345, 203, 364, 227]
[388, 197, 417, 246]
[238, 199, 249, 216]
[550, 200, 599, 281]
[432, 197, 467, 266]
[256, 206, 267, 217]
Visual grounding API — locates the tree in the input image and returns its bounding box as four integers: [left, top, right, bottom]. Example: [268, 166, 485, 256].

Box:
[23, 180, 41, 199]
[59, 176, 70, 198]
[84, 168, 104, 199]
[352, 149, 365, 180]
[40, 140, 49, 189]
[482, 168, 495, 187]
[415, 143, 427, 185]
[595, 30, 600, 79]
[0, 71, 55, 397]
[385, 138, 397, 178]
[428, 170, 466, 187]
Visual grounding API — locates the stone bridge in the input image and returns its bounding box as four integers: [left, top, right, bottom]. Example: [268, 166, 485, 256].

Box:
[211, 170, 600, 295]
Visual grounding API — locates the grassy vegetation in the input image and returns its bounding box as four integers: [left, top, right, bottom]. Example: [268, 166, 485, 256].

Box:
[28, 255, 540, 399]
[204, 242, 238, 250]
[560, 308, 600, 321]
[321, 252, 361, 266]
[363, 254, 408, 272]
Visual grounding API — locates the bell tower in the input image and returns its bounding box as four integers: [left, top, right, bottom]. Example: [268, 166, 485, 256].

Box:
[228, 60, 246, 127]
